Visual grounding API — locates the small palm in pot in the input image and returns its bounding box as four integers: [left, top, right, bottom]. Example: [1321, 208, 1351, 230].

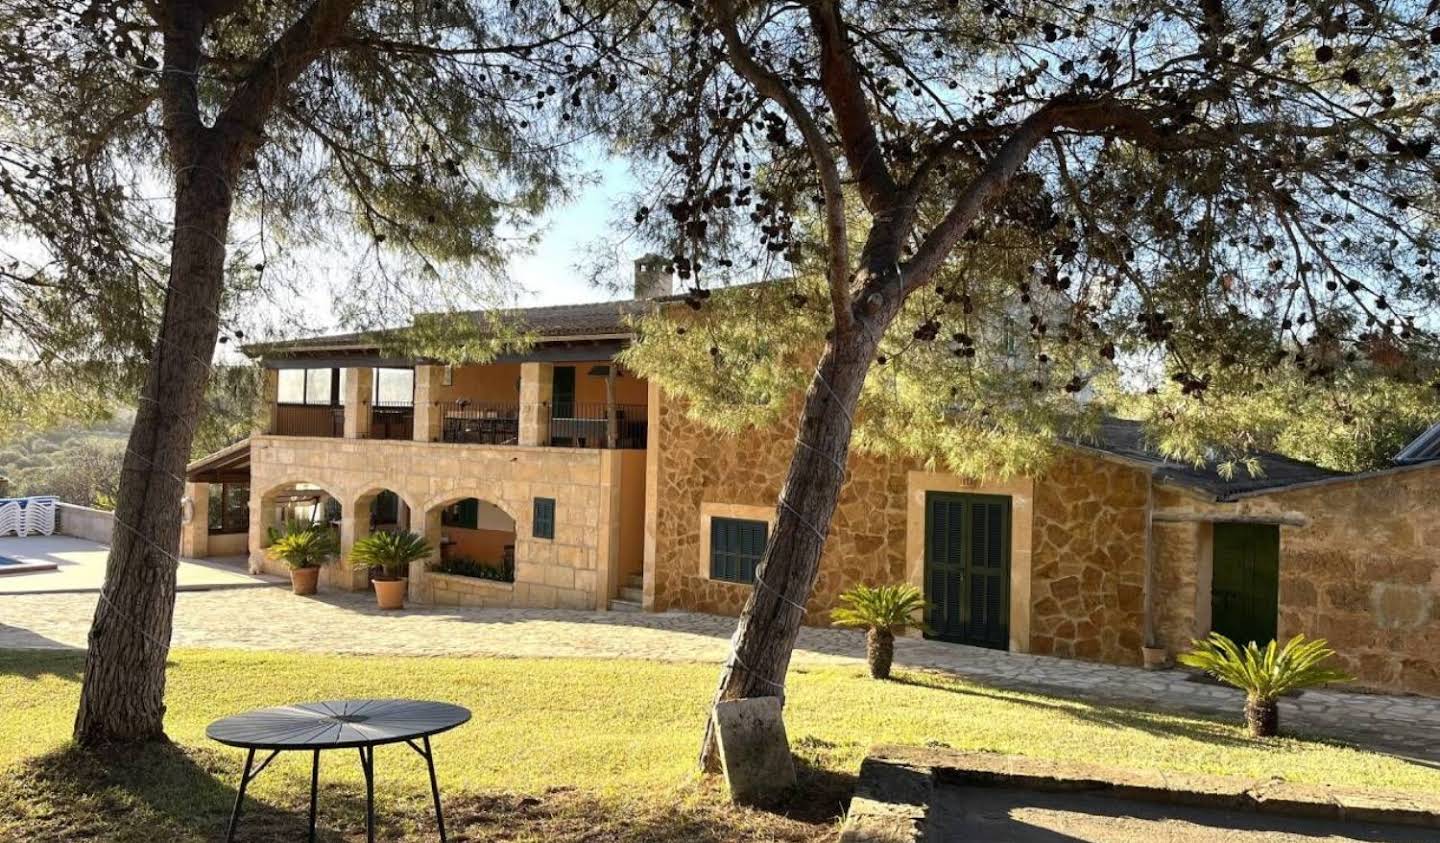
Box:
[831, 584, 928, 680]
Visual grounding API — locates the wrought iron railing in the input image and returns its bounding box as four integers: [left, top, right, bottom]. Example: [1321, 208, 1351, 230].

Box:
[546, 401, 647, 449]
[437, 400, 520, 445]
[369, 401, 414, 440]
[274, 403, 344, 437]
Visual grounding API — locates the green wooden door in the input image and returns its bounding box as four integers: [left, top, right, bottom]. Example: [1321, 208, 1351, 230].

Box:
[552, 366, 576, 418]
[1211, 523, 1280, 647]
[925, 493, 1011, 649]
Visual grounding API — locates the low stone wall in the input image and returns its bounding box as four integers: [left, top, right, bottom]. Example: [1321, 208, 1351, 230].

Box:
[416, 571, 516, 608]
[56, 503, 115, 544]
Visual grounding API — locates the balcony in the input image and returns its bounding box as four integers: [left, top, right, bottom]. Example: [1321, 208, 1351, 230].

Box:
[274, 404, 344, 438]
[439, 400, 520, 445]
[546, 402, 647, 449]
[369, 401, 414, 440]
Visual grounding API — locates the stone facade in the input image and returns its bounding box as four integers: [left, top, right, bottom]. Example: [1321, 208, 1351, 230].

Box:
[1027, 455, 1150, 664]
[247, 434, 645, 610]
[647, 394, 1149, 662]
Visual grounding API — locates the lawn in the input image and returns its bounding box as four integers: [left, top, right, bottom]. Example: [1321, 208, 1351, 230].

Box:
[2, 648, 1438, 841]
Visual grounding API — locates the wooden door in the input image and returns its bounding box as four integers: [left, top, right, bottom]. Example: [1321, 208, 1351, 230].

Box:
[1211, 523, 1280, 647]
[925, 493, 1011, 649]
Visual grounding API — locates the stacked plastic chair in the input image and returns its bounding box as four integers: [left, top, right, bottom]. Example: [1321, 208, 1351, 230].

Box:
[22, 497, 57, 536]
[0, 500, 19, 537]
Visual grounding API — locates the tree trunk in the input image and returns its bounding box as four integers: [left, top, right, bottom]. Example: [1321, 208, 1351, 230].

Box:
[867, 628, 894, 680]
[73, 149, 234, 745]
[698, 282, 900, 771]
[1245, 696, 1279, 738]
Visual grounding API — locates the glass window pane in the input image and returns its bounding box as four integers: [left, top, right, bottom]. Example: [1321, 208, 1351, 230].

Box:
[305, 368, 333, 405]
[276, 370, 304, 403]
[207, 485, 224, 531]
[374, 368, 415, 405]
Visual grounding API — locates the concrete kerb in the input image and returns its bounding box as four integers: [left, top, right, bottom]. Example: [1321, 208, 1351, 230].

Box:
[839, 745, 1440, 842]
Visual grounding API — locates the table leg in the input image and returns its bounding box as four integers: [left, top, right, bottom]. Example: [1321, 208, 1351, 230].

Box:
[308, 749, 320, 843]
[357, 745, 375, 843]
[422, 736, 447, 842]
[225, 748, 255, 843]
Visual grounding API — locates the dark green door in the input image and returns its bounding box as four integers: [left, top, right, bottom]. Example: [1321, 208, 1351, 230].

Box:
[924, 492, 1011, 649]
[552, 366, 576, 418]
[1211, 523, 1280, 647]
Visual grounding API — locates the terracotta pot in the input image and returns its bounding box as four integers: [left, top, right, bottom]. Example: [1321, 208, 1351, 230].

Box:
[290, 566, 320, 596]
[373, 577, 408, 610]
[1141, 646, 1170, 671]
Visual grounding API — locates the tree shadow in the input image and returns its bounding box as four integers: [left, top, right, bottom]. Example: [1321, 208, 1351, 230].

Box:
[0, 642, 84, 679]
[0, 740, 370, 842]
[887, 670, 1267, 751]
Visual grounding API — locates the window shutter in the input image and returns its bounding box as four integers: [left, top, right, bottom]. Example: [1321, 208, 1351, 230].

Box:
[709, 517, 767, 584]
[533, 497, 556, 539]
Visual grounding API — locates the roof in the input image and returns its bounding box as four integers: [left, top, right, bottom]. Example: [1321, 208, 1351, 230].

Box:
[186, 438, 251, 482]
[1395, 422, 1440, 465]
[1070, 418, 1346, 499]
[243, 297, 672, 359]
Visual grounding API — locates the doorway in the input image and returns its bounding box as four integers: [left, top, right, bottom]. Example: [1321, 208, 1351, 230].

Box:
[924, 492, 1011, 649]
[1211, 523, 1280, 647]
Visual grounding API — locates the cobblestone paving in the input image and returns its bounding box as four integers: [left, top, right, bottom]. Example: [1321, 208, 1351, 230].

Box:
[3, 585, 1438, 763]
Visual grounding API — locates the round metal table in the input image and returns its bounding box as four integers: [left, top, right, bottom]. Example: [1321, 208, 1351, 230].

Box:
[207, 699, 471, 842]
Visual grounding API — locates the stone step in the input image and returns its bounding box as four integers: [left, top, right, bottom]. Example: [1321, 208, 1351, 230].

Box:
[624, 574, 644, 590]
[619, 586, 644, 603]
[609, 598, 643, 613]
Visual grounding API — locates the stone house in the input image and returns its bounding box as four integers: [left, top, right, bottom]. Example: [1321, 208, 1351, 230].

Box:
[183, 263, 1440, 696]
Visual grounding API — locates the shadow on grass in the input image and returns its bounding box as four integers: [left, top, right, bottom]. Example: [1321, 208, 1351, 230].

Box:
[0, 740, 849, 843]
[888, 670, 1263, 751]
[0, 644, 84, 679]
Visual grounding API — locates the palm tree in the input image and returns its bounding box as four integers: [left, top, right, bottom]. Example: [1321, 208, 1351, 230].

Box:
[349, 530, 433, 581]
[1179, 633, 1350, 737]
[267, 527, 337, 570]
[831, 584, 928, 679]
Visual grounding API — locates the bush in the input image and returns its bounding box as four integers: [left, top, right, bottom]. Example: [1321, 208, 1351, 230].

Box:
[434, 555, 514, 583]
[831, 583, 928, 680]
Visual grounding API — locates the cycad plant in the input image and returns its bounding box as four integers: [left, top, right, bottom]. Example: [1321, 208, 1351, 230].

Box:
[348, 530, 433, 581]
[267, 526, 337, 570]
[1179, 633, 1350, 737]
[831, 584, 928, 680]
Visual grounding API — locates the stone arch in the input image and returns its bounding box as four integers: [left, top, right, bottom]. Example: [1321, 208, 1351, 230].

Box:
[248, 477, 344, 576]
[418, 489, 521, 579]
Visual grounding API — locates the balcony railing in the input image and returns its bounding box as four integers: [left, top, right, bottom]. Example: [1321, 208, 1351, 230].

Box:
[369, 401, 414, 440]
[547, 402, 648, 449]
[439, 400, 520, 445]
[274, 403, 343, 437]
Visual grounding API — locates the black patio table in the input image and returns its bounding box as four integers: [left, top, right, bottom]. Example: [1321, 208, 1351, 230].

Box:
[207, 698, 471, 843]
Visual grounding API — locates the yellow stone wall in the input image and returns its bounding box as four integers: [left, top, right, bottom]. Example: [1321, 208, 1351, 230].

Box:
[248, 434, 642, 610]
[1255, 464, 1440, 694]
[1028, 455, 1150, 664]
[648, 394, 1154, 664]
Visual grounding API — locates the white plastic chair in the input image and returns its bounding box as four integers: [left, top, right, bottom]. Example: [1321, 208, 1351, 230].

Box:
[23, 497, 56, 536]
[0, 501, 18, 537]
[12, 500, 28, 537]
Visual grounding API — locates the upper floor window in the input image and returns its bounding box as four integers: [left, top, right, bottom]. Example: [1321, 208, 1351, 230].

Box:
[276, 368, 338, 405]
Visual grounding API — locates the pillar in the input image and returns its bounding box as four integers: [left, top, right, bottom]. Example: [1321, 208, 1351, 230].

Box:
[180, 481, 209, 559]
[259, 369, 279, 434]
[410, 507, 444, 603]
[518, 362, 553, 447]
[343, 367, 373, 439]
[413, 364, 444, 442]
[335, 506, 371, 591]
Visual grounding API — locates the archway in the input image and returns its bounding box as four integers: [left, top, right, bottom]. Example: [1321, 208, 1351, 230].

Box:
[425, 495, 518, 583]
[251, 480, 341, 577]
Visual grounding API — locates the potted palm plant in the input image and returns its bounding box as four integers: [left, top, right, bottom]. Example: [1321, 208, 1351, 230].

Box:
[348, 530, 432, 610]
[831, 583, 928, 680]
[1179, 633, 1350, 737]
[266, 522, 337, 595]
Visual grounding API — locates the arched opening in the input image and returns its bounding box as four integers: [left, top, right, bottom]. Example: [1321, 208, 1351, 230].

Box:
[253, 481, 342, 577]
[430, 497, 517, 583]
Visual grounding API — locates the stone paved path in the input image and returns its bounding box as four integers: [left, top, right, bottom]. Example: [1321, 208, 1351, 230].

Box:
[3, 585, 1439, 763]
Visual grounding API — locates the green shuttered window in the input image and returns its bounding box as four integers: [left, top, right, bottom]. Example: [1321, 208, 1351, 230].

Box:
[710, 517, 767, 584]
[533, 497, 555, 539]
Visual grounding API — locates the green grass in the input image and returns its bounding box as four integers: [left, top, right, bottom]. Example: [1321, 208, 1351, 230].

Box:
[2, 648, 1438, 841]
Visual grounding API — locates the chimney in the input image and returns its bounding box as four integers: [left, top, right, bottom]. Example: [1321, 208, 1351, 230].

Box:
[633, 254, 674, 299]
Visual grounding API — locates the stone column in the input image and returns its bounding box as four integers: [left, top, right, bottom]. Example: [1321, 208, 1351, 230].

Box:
[335, 507, 370, 591]
[410, 507, 444, 603]
[413, 364, 444, 442]
[180, 481, 209, 559]
[343, 367, 373, 439]
[259, 369, 279, 434]
[518, 362, 554, 447]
